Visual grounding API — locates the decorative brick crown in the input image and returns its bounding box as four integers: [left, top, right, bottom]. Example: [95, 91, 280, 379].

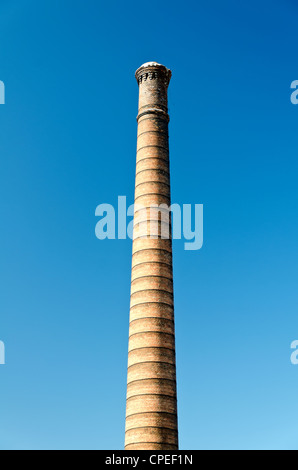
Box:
[135, 62, 172, 87]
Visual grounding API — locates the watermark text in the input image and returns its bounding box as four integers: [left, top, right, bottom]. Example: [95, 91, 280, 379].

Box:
[0, 341, 5, 365]
[95, 196, 203, 251]
[290, 81, 298, 104]
[0, 81, 5, 104]
[291, 340, 298, 365]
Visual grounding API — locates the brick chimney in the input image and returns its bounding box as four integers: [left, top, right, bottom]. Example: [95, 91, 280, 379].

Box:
[125, 62, 179, 450]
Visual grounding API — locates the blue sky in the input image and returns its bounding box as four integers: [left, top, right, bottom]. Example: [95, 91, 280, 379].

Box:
[0, 0, 298, 450]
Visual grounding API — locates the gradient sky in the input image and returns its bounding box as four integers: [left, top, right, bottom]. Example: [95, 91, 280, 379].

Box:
[1, 0, 298, 450]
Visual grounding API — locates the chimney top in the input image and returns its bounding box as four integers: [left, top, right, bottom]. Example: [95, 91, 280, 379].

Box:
[135, 62, 171, 85]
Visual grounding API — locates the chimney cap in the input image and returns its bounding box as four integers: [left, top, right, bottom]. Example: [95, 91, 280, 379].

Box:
[135, 62, 172, 85]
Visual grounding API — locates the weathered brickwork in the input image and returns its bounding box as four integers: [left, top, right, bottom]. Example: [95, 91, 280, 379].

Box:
[125, 62, 179, 450]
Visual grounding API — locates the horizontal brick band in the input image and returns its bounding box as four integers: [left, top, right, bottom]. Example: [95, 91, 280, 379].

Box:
[134, 216, 172, 229]
[136, 156, 169, 166]
[138, 103, 168, 113]
[133, 235, 172, 242]
[130, 315, 174, 325]
[132, 260, 172, 273]
[128, 345, 175, 354]
[132, 246, 172, 256]
[131, 274, 172, 283]
[135, 185, 170, 201]
[125, 425, 177, 434]
[125, 427, 177, 446]
[126, 395, 177, 418]
[130, 288, 173, 299]
[126, 410, 177, 420]
[129, 303, 174, 322]
[132, 237, 172, 243]
[131, 263, 173, 281]
[135, 173, 170, 189]
[136, 149, 169, 164]
[137, 123, 169, 139]
[127, 347, 176, 368]
[125, 443, 178, 450]
[130, 277, 173, 296]
[134, 193, 171, 204]
[129, 331, 174, 340]
[136, 168, 169, 178]
[131, 273, 173, 286]
[137, 134, 169, 151]
[127, 361, 176, 370]
[132, 255, 172, 269]
[136, 158, 170, 173]
[137, 129, 168, 140]
[135, 186, 170, 201]
[137, 109, 169, 122]
[134, 180, 170, 191]
[127, 377, 177, 387]
[131, 267, 172, 278]
[128, 331, 175, 352]
[127, 365, 177, 386]
[134, 192, 171, 200]
[133, 217, 172, 231]
[132, 235, 172, 246]
[129, 330, 175, 352]
[133, 219, 171, 230]
[137, 130, 168, 138]
[126, 379, 177, 401]
[125, 414, 178, 432]
[137, 116, 169, 124]
[127, 362, 177, 384]
[137, 145, 169, 154]
[132, 225, 173, 247]
[130, 301, 174, 311]
[134, 204, 171, 214]
[130, 292, 174, 308]
[126, 393, 176, 402]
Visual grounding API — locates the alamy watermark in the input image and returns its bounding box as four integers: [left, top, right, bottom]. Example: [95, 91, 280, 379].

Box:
[95, 196, 203, 251]
[0, 81, 5, 104]
[0, 341, 5, 365]
[290, 340, 298, 365]
[290, 81, 298, 104]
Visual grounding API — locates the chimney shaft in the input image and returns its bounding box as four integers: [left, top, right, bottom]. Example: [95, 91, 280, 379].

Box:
[125, 62, 179, 451]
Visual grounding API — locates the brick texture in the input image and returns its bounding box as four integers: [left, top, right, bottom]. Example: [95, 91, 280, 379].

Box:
[125, 62, 178, 451]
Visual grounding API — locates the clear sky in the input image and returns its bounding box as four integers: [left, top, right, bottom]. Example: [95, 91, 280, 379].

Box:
[0, 0, 298, 450]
